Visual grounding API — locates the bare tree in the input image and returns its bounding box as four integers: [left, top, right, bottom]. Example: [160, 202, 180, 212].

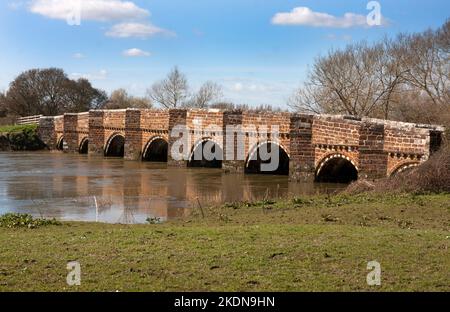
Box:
[147, 67, 189, 108]
[188, 81, 223, 108]
[103, 89, 152, 109]
[66, 78, 108, 111]
[394, 21, 449, 108]
[210, 102, 238, 110]
[289, 42, 404, 117]
[0, 91, 6, 117]
[2, 68, 106, 116]
[289, 20, 449, 122]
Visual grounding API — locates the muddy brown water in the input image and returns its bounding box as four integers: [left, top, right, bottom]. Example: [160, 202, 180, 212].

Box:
[0, 152, 345, 224]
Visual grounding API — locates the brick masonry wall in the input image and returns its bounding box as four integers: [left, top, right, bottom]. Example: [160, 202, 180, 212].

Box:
[77, 113, 89, 148]
[357, 122, 387, 179]
[124, 109, 142, 160]
[63, 114, 79, 153]
[38, 109, 444, 180]
[54, 116, 64, 148]
[140, 109, 170, 154]
[38, 117, 58, 149]
[186, 109, 225, 163]
[289, 114, 315, 181]
[88, 110, 105, 155]
[223, 110, 245, 172]
[167, 109, 188, 166]
[312, 116, 361, 147]
[102, 110, 126, 150]
[242, 111, 291, 159]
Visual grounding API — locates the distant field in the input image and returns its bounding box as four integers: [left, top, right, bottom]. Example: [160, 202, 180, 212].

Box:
[0, 193, 448, 291]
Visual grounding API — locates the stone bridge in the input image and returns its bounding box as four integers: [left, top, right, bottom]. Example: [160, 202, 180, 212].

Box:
[38, 108, 445, 182]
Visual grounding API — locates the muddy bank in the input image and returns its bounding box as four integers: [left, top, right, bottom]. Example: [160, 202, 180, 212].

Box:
[0, 135, 11, 151]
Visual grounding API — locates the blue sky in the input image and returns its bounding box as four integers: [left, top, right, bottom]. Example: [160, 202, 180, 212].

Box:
[0, 0, 449, 109]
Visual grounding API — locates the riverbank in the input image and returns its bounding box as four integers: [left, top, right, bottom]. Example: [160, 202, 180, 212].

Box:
[0, 124, 46, 151]
[0, 193, 448, 291]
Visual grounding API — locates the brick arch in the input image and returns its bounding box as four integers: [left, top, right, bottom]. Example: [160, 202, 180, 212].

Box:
[143, 135, 168, 155]
[389, 162, 420, 176]
[56, 136, 65, 151]
[315, 151, 359, 171]
[79, 137, 89, 154]
[245, 140, 290, 167]
[188, 137, 224, 162]
[315, 153, 359, 182]
[142, 135, 169, 161]
[104, 132, 125, 156]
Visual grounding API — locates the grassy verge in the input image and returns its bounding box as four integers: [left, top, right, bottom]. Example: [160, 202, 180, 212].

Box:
[0, 124, 38, 134]
[0, 193, 448, 291]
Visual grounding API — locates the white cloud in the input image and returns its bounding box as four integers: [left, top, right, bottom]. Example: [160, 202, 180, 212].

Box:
[233, 83, 243, 92]
[106, 22, 174, 38]
[123, 48, 150, 57]
[73, 52, 85, 59]
[28, 0, 175, 40]
[271, 6, 383, 28]
[70, 69, 108, 80]
[228, 80, 281, 93]
[29, 0, 149, 22]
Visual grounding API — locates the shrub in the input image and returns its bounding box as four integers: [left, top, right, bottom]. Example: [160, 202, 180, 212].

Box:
[0, 213, 61, 229]
[146, 217, 162, 224]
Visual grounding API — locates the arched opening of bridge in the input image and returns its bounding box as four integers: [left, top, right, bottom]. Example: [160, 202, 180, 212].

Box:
[315, 155, 358, 183]
[246, 142, 290, 175]
[105, 134, 125, 157]
[79, 138, 88, 154]
[188, 139, 223, 168]
[143, 138, 168, 162]
[57, 137, 65, 151]
[391, 163, 419, 177]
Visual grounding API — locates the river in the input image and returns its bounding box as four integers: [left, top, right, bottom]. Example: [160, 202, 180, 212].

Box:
[0, 152, 345, 224]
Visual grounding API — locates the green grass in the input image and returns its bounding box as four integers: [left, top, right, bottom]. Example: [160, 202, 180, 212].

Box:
[0, 193, 448, 292]
[0, 124, 38, 134]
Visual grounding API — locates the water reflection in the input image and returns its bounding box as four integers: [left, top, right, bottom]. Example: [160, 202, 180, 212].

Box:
[0, 152, 344, 224]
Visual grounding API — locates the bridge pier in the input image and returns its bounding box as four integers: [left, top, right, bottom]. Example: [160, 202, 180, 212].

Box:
[167, 109, 188, 167]
[222, 111, 245, 173]
[289, 114, 315, 182]
[88, 110, 105, 155]
[63, 114, 79, 153]
[38, 117, 58, 150]
[124, 109, 142, 160]
[358, 122, 388, 180]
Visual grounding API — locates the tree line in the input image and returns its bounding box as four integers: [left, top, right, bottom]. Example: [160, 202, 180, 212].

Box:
[0, 66, 229, 118]
[0, 65, 283, 120]
[1, 20, 448, 126]
[289, 20, 449, 126]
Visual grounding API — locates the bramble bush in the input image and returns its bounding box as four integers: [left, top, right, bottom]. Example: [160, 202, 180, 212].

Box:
[0, 213, 61, 229]
[347, 142, 450, 194]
